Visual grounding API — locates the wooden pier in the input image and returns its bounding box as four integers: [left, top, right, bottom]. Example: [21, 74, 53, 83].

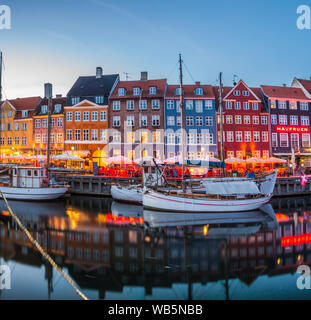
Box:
[57, 174, 311, 198]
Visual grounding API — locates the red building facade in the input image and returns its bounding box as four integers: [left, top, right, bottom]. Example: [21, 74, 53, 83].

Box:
[216, 80, 270, 160]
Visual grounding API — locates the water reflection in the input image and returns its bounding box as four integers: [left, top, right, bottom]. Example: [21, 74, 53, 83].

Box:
[0, 196, 311, 300]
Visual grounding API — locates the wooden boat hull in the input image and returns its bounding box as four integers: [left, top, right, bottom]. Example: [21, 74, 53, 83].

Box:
[111, 185, 142, 204]
[143, 190, 272, 213]
[0, 186, 68, 201]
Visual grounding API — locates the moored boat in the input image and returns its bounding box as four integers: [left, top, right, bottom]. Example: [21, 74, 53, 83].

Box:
[0, 167, 68, 201]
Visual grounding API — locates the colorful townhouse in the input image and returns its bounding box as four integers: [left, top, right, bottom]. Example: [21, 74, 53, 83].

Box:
[215, 80, 270, 160]
[33, 96, 66, 156]
[261, 85, 311, 166]
[0, 97, 41, 158]
[65, 67, 119, 167]
[164, 83, 217, 160]
[108, 72, 166, 160]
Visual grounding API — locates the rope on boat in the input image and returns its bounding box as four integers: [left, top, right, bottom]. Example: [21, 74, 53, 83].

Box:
[0, 192, 89, 301]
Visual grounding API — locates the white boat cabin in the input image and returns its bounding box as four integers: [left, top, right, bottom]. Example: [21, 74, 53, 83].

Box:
[142, 165, 163, 187]
[12, 167, 47, 188]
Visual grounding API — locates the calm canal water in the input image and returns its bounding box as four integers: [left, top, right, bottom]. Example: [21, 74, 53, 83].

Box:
[0, 195, 311, 300]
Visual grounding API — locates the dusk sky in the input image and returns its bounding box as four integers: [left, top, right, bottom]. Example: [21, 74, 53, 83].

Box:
[1, 0, 311, 99]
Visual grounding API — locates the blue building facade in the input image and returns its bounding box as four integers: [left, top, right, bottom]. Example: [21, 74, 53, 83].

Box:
[164, 83, 217, 160]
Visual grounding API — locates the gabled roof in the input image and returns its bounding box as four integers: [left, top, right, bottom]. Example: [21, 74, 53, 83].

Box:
[223, 80, 261, 101]
[67, 99, 102, 108]
[260, 85, 310, 100]
[166, 83, 215, 99]
[67, 74, 119, 103]
[5, 97, 41, 111]
[34, 97, 67, 116]
[110, 79, 167, 99]
[295, 78, 311, 94]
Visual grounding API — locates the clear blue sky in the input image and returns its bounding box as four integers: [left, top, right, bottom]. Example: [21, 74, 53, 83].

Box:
[1, 0, 311, 99]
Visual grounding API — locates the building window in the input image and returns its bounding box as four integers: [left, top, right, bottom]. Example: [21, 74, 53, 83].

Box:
[235, 115, 242, 124]
[205, 100, 213, 110]
[243, 102, 250, 110]
[227, 151, 235, 158]
[21, 122, 27, 131]
[14, 137, 19, 145]
[91, 129, 98, 141]
[22, 110, 28, 118]
[42, 119, 48, 128]
[35, 134, 40, 144]
[262, 131, 269, 142]
[75, 112, 81, 121]
[261, 116, 268, 125]
[280, 133, 288, 147]
[301, 116, 310, 126]
[290, 115, 298, 125]
[291, 133, 299, 148]
[113, 116, 120, 127]
[253, 116, 259, 125]
[271, 114, 277, 125]
[279, 115, 287, 125]
[74, 129, 81, 141]
[95, 96, 104, 104]
[91, 111, 98, 121]
[205, 133, 213, 144]
[195, 88, 203, 96]
[245, 131, 251, 142]
[57, 133, 63, 143]
[149, 87, 157, 95]
[196, 116, 203, 126]
[118, 88, 125, 96]
[300, 101, 309, 110]
[133, 87, 141, 96]
[57, 118, 63, 127]
[226, 115, 233, 124]
[167, 100, 174, 109]
[278, 100, 287, 109]
[127, 116, 135, 127]
[66, 130, 72, 140]
[100, 110, 106, 121]
[54, 104, 61, 113]
[141, 115, 147, 127]
[234, 90, 240, 96]
[15, 123, 19, 130]
[244, 116, 251, 124]
[35, 119, 41, 128]
[195, 100, 203, 113]
[152, 115, 160, 127]
[243, 90, 249, 96]
[167, 116, 175, 126]
[236, 131, 243, 142]
[21, 137, 26, 145]
[185, 100, 193, 110]
[113, 101, 120, 111]
[140, 131, 148, 143]
[113, 132, 121, 142]
[226, 101, 232, 109]
[67, 112, 73, 121]
[253, 131, 260, 142]
[289, 101, 297, 110]
[186, 116, 194, 126]
[227, 131, 234, 142]
[139, 100, 147, 110]
[235, 102, 241, 110]
[83, 129, 89, 141]
[205, 116, 213, 126]
[83, 111, 89, 121]
[152, 99, 160, 110]
[41, 105, 48, 114]
[126, 100, 135, 110]
[71, 97, 80, 105]
[252, 102, 259, 110]
[302, 134, 311, 147]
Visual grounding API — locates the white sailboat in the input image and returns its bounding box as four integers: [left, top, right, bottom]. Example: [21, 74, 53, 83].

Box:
[142, 57, 276, 213]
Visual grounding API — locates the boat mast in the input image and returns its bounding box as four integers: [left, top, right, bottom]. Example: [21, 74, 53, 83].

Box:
[218, 72, 225, 176]
[45, 83, 53, 181]
[179, 54, 186, 192]
[0, 51, 3, 161]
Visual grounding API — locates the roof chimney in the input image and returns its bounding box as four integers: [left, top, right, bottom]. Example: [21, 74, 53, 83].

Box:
[44, 83, 53, 99]
[195, 81, 201, 86]
[283, 83, 287, 87]
[96, 67, 103, 79]
[140, 71, 148, 81]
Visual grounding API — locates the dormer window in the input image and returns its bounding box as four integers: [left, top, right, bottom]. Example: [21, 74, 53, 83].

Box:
[54, 104, 62, 113]
[149, 87, 157, 95]
[95, 96, 104, 104]
[133, 87, 141, 96]
[22, 110, 28, 118]
[195, 88, 203, 96]
[118, 88, 126, 96]
[72, 97, 80, 105]
[175, 87, 182, 96]
[41, 105, 48, 114]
